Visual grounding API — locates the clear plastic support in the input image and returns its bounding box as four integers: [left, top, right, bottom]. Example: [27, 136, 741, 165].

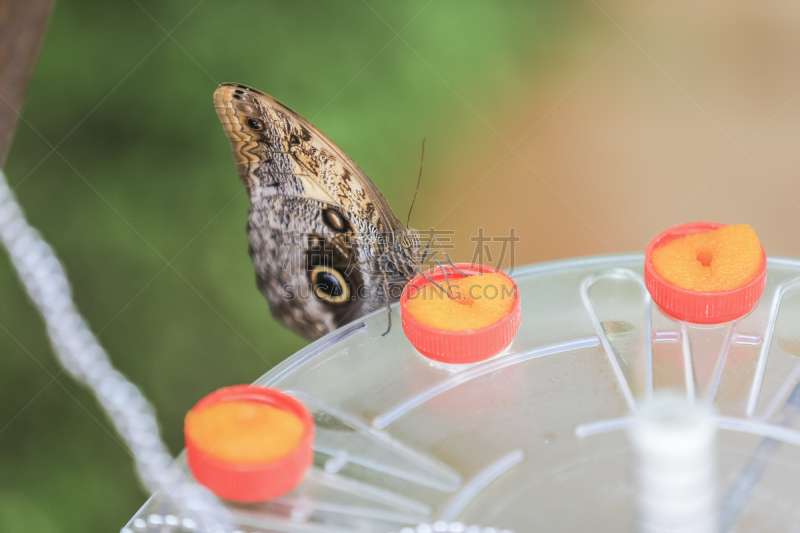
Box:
[747, 277, 800, 419]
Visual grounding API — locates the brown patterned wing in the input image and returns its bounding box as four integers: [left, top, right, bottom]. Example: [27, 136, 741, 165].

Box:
[214, 83, 417, 339]
[214, 83, 403, 237]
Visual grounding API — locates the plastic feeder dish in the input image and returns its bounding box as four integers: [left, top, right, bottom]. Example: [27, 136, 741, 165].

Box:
[401, 263, 521, 364]
[185, 385, 314, 502]
[644, 221, 767, 324]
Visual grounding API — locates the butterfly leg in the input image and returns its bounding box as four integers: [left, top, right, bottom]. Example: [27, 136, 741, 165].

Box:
[432, 234, 468, 276]
[421, 271, 450, 295]
[418, 240, 430, 269]
[381, 276, 392, 336]
[420, 241, 455, 293]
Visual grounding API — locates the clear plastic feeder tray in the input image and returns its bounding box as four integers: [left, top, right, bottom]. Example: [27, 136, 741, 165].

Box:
[125, 254, 800, 532]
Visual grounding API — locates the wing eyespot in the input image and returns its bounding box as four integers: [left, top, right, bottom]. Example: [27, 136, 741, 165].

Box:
[247, 118, 264, 131]
[322, 209, 350, 233]
[310, 265, 350, 303]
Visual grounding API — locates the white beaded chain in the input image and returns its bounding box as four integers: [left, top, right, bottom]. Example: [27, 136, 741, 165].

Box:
[0, 170, 226, 531]
[0, 170, 511, 533]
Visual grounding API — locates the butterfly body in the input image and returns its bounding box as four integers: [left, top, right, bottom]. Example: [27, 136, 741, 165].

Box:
[214, 83, 423, 339]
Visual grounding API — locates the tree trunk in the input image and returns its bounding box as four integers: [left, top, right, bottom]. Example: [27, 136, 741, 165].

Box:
[0, 0, 54, 166]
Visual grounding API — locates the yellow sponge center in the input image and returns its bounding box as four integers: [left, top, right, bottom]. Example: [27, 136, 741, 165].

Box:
[651, 224, 762, 292]
[185, 401, 304, 465]
[405, 273, 515, 331]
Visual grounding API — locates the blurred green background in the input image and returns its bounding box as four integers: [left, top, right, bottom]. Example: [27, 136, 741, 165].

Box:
[0, 1, 576, 530]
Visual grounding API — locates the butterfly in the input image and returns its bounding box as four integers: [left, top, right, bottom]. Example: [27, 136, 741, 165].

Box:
[214, 83, 438, 340]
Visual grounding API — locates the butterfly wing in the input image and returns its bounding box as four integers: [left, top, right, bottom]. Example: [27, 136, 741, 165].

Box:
[214, 83, 413, 339]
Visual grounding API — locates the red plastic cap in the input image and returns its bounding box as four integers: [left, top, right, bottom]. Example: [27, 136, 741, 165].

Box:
[185, 385, 314, 502]
[644, 222, 767, 324]
[400, 263, 521, 364]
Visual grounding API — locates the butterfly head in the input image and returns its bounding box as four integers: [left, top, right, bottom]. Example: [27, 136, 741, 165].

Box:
[371, 228, 424, 282]
[396, 228, 418, 251]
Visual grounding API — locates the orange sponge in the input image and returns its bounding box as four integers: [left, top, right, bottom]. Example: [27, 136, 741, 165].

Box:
[651, 224, 762, 292]
[185, 401, 304, 465]
[405, 273, 515, 331]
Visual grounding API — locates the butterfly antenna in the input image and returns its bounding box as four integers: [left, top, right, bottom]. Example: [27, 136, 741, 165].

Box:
[406, 138, 425, 229]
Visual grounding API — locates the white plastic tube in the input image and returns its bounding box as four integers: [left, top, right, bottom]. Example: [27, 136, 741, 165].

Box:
[628, 392, 718, 533]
